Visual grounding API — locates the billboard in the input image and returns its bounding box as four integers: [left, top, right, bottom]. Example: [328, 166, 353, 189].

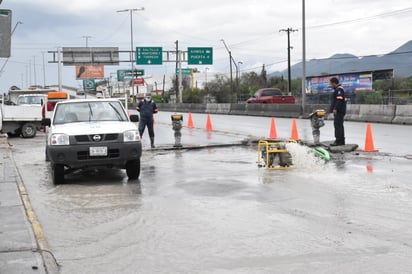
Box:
[76, 65, 104, 79]
[306, 72, 373, 94]
[63, 47, 119, 65]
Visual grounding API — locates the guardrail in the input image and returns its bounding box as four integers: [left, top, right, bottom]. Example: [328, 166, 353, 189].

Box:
[135, 103, 412, 125]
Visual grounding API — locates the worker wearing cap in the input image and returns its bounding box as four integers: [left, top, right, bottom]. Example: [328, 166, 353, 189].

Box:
[136, 94, 158, 148]
[329, 77, 346, 146]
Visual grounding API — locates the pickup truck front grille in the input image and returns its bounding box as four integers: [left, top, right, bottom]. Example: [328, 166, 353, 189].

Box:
[77, 149, 120, 160]
[74, 134, 119, 143]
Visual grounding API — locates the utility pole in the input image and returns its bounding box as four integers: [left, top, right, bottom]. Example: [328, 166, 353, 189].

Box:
[175, 40, 183, 103]
[280, 28, 298, 94]
[82, 35, 92, 47]
[42, 52, 46, 87]
[33, 56, 37, 86]
[221, 39, 237, 102]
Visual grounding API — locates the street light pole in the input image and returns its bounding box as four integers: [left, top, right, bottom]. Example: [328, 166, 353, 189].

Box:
[205, 67, 209, 91]
[117, 8, 144, 100]
[117, 8, 144, 72]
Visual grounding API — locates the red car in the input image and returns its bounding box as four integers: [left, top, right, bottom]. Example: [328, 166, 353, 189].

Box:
[247, 88, 295, 104]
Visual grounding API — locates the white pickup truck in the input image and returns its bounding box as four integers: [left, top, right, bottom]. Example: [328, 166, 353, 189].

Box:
[0, 94, 46, 138]
[42, 98, 142, 184]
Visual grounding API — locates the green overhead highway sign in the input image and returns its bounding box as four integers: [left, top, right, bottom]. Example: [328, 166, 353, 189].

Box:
[176, 68, 193, 75]
[136, 47, 163, 65]
[117, 69, 144, 81]
[83, 79, 96, 91]
[188, 47, 213, 65]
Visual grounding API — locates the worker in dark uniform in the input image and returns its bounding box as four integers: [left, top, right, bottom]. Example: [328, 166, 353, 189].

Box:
[329, 77, 346, 146]
[136, 94, 158, 148]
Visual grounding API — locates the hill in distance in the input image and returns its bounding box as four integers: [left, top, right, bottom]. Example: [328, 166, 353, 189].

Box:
[272, 40, 412, 79]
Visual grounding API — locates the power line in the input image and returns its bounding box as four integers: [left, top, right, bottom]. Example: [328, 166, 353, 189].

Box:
[306, 6, 412, 30]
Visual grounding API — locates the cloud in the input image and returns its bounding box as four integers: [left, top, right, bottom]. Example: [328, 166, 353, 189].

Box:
[1, 0, 411, 91]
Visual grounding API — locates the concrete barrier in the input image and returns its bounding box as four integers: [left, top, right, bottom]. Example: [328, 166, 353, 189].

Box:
[392, 105, 412, 125]
[205, 103, 231, 114]
[245, 104, 302, 118]
[356, 105, 396, 123]
[229, 104, 248, 116]
[153, 103, 412, 125]
[345, 104, 361, 121]
[157, 103, 206, 114]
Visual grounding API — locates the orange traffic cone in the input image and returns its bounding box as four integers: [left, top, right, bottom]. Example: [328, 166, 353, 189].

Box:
[363, 123, 378, 152]
[187, 112, 194, 128]
[269, 117, 278, 139]
[206, 114, 213, 131]
[290, 118, 299, 140]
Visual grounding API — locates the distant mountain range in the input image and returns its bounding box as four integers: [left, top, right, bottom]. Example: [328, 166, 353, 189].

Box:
[272, 40, 412, 79]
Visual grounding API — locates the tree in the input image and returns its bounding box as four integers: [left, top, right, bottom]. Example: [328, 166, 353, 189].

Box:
[207, 74, 232, 103]
[182, 88, 204, 103]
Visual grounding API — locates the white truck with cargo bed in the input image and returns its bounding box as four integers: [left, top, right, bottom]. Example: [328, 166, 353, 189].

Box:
[0, 94, 46, 138]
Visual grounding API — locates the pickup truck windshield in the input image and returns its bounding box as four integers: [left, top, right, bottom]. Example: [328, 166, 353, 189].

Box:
[53, 101, 128, 124]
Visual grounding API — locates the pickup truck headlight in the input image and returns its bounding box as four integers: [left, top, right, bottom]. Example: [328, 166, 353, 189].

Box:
[124, 130, 141, 142]
[50, 133, 70, 145]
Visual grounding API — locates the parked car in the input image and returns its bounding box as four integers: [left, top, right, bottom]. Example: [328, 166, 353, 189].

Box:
[42, 98, 142, 184]
[246, 88, 295, 104]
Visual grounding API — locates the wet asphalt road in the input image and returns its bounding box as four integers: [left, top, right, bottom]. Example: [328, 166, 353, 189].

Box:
[8, 112, 412, 274]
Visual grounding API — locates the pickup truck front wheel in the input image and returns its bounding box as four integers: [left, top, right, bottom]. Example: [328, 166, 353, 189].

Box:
[21, 123, 37, 138]
[53, 164, 65, 184]
[126, 159, 140, 180]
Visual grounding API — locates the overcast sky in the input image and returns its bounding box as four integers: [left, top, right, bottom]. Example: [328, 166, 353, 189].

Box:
[0, 0, 411, 92]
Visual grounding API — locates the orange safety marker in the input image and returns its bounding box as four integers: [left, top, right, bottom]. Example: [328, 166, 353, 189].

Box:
[187, 112, 194, 128]
[290, 118, 299, 140]
[269, 117, 278, 139]
[363, 123, 378, 152]
[206, 114, 213, 131]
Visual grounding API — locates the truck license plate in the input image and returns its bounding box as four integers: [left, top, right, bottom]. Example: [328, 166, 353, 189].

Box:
[89, 146, 107, 156]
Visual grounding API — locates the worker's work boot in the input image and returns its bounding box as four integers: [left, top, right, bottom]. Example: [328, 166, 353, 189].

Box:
[150, 137, 155, 148]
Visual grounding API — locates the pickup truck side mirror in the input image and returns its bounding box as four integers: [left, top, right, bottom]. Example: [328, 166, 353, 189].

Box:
[130, 114, 139, 122]
[42, 118, 51, 127]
